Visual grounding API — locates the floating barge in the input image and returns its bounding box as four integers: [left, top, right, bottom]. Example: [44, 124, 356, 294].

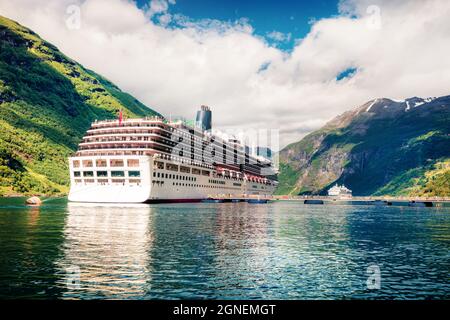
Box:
[195, 196, 448, 207]
[247, 199, 270, 204]
[304, 199, 324, 205]
[277, 196, 450, 208]
[201, 197, 271, 204]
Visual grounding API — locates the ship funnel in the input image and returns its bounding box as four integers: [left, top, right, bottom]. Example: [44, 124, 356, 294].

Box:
[195, 105, 212, 131]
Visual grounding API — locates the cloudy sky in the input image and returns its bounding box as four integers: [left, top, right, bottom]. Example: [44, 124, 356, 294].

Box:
[1, 0, 450, 148]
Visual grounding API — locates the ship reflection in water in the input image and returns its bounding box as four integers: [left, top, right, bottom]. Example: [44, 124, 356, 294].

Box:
[0, 199, 449, 299]
[56, 203, 154, 299]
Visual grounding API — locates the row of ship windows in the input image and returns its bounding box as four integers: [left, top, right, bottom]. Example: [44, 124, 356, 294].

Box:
[209, 179, 225, 185]
[154, 154, 214, 170]
[73, 171, 140, 178]
[73, 179, 265, 189]
[84, 125, 265, 166]
[174, 182, 241, 190]
[153, 172, 197, 181]
[89, 124, 213, 143]
[90, 123, 166, 131]
[76, 147, 254, 173]
[74, 179, 141, 185]
[84, 135, 246, 155]
[151, 180, 242, 190]
[73, 159, 140, 168]
[84, 135, 220, 146]
[151, 173, 242, 187]
[154, 168, 270, 187]
[89, 123, 228, 146]
[154, 161, 211, 176]
[153, 169, 247, 185]
[154, 161, 247, 182]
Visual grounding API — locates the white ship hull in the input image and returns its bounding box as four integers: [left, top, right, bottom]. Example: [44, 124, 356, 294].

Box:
[68, 155, 275, 203]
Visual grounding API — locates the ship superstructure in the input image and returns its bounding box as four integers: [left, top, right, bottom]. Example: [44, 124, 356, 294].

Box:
[68, 107, 278, 203]
[328, 184, 352, 198]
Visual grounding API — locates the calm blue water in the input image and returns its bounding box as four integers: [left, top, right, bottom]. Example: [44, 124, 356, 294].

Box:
[0, 198, 448, 299]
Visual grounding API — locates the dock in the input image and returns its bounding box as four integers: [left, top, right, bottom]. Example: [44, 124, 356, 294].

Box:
[203, 195, 450, 207]
[274, 196, 450, 207]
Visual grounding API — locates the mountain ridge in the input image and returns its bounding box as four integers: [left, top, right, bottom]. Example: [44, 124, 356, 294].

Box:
[276, 95, 450, 197]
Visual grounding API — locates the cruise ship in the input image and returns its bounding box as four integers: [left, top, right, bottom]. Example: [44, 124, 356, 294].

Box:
[327, 184, 352, 198]
[68, 106, 278, 203]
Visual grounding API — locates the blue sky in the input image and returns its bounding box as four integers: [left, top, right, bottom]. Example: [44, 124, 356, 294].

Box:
[136, 0, 339, 50]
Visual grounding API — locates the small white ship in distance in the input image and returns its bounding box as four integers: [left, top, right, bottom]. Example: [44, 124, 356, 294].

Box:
[328, 184, 352, 199]
[68, 106, 278, 203]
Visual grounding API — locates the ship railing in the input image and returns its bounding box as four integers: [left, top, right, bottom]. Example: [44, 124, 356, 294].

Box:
[153, 153, 216, 170]
[89, 121, 271, 164]
[90, 117, 166, 129]
[93, 116, 165, 124]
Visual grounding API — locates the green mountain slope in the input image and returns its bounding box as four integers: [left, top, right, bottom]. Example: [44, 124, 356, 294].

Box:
[0, 16, 161, 196]
[277, 97, 450, 197]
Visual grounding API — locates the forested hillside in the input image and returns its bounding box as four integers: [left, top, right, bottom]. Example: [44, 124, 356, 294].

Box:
[0, 16, 161, 196]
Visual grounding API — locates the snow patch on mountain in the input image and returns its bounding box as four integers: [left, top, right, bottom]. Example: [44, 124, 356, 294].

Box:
[405, 100, 411, 111]
[403, 97, 437, 111]
[366, 99, 378, 112]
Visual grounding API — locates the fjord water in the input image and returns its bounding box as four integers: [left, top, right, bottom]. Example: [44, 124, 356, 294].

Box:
[0, 198, 448, 299]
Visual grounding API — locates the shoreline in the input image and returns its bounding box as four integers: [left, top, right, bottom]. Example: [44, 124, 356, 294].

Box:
[0, 194, 67, 199]
[1, 193, 449, 201]
[1, 194, 449, 208]
[274, 195, 450, 202]
[1, 195, 449, 201]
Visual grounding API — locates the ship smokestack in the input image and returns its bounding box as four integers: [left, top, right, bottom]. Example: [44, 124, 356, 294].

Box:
[195, 105, 212, 131]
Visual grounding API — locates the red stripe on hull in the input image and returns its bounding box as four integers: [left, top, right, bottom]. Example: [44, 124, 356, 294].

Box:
[145, 198, 204, 204]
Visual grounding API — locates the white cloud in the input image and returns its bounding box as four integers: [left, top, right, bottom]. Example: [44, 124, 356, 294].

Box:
[0, 0, 450, 148]
[158, 13, 171, 26]
[147, 0, 170, 16]
[266, 31, 291, 43]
